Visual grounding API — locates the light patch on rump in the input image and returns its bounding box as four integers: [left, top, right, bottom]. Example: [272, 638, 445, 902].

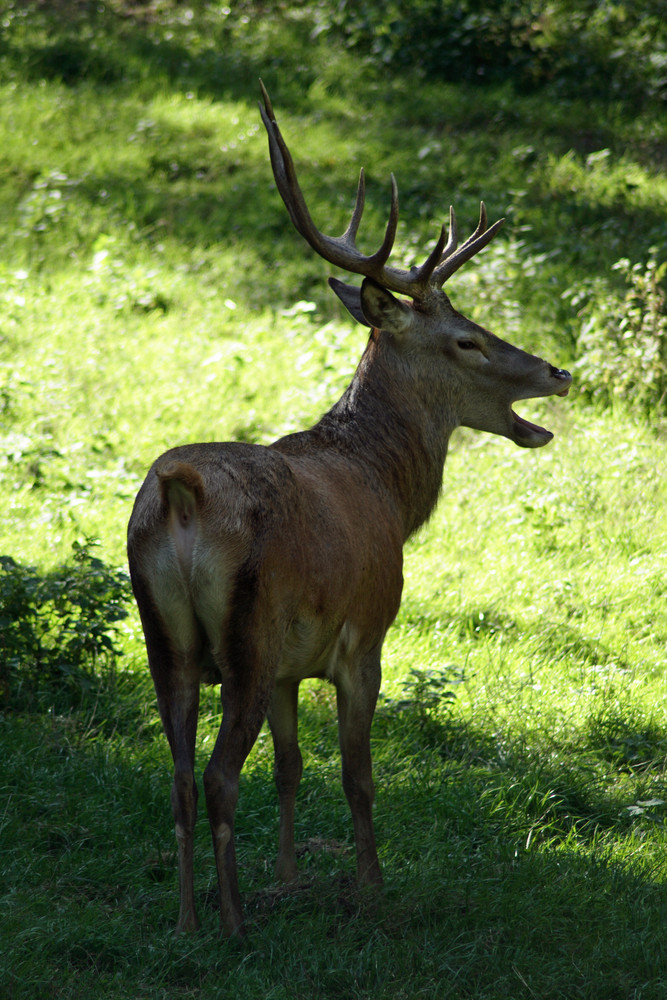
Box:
[153, 462, 242, 666]
[149, 539, 235, 665]
[188, 543, 237, 661]
[148, 540, 199, 653]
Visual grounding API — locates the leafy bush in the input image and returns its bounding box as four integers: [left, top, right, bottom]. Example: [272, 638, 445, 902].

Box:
[567, 251, 667, 414]
[382, 665, 466, 730]
[0, 540, 131, 711]
[317, 0, 667, 101]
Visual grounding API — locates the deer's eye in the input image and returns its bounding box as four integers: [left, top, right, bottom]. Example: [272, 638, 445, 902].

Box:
[457, 339, 478, 350]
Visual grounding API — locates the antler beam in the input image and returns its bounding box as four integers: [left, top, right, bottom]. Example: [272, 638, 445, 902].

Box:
[259, 81, 504, 300]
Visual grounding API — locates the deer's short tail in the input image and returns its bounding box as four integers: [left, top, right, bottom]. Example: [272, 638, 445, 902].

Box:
[156, 461, 204, 579]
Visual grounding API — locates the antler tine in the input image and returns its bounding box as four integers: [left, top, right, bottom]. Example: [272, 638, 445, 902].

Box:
[440, 206, 458, 262]
[367, 173, 399, 269]
[342, 169, 366, 244]
[406, 222, 448, 286]
[433, 202, 505, 286]
[399, 206, 453, 290]
[259, 83, 324, 248]
[452, 201, 488, 259]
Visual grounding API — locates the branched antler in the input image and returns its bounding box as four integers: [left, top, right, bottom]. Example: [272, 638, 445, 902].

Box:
[259, 81, 504, 300]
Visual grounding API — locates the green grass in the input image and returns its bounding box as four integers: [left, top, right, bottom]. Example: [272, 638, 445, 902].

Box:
[1, 2, 666, 998]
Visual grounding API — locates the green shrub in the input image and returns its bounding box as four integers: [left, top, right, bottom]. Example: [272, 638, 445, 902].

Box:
[318, 0, 667, 101]
[567, 251, 667, 415]
[382, 665, 466, 729]
[0, 540, 131, 711]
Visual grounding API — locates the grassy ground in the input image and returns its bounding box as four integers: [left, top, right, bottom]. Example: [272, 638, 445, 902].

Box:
[1, 3, 666, 998]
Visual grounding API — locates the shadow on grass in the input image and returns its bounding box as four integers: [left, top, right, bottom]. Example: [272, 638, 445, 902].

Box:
[2, 680, 666, 997]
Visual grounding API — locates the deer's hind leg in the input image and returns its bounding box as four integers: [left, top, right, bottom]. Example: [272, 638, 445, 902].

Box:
[141, 604, 202, 934]
[202, 630, 277, 937]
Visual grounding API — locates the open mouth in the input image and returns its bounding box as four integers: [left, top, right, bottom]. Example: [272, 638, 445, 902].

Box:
[511, 379, 571, 448]
[511, 409, 553, 446]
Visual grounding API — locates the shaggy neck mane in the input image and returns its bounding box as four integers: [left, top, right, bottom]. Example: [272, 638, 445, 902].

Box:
[275, 333, 454, 539]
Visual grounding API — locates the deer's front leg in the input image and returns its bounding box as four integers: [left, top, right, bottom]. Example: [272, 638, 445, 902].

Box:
[268, 679, 303, 882]
[336, 650, 383, 887]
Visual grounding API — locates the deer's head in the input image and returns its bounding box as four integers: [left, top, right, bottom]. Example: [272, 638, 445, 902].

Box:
[259, 83, 571, 448]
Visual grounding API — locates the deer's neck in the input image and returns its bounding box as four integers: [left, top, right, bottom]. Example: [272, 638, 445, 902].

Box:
[281, 334, 455, 539]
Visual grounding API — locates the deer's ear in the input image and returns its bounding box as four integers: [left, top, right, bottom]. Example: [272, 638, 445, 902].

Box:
[328, 277, 371, 327]
[360, 278, 414, 335]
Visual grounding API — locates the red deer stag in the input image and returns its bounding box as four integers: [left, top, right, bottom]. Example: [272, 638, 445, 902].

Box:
[127, 83, 571, 936]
